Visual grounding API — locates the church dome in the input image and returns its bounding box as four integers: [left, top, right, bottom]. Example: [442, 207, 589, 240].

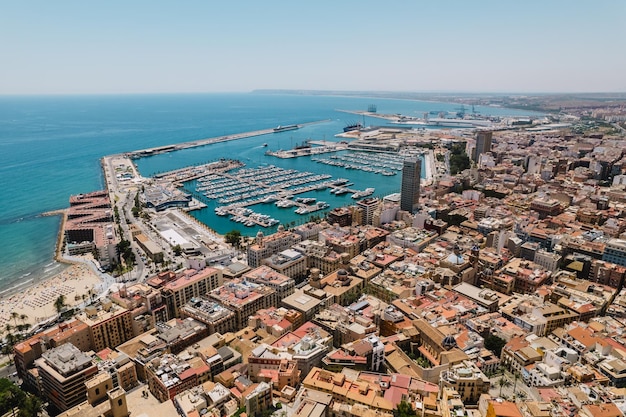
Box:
[447, 253, 464, 265]
[442, 334, 457, 350]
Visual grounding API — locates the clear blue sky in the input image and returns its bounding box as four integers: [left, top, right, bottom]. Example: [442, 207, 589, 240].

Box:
[1, 0, 624, 94]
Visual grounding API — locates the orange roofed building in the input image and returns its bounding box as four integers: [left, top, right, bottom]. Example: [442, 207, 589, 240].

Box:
[64, 190, 119, 269]
[14, 320, 91, 392]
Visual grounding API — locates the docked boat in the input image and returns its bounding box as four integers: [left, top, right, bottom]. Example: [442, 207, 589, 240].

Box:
[273, 124, 299, 133]
[276, 199, 296, 208]
[295, 197, 316, 204]
[295, 201, 331, 215]
[343, 122, 362, 132]
[330, 178, 349, 186]
[351, 188, 375, 199]
[215, 207, 229, 216]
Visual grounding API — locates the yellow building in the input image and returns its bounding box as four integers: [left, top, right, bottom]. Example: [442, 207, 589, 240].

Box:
[77, 300, 134, 352]
[161, 267, 223, 317]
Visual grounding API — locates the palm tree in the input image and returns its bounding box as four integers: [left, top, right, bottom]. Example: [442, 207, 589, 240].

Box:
[54, 295, 66, 314]
[19, 313, 28, 325]
[10, 311, 19, 327]
[513, 372, 519, 395]
[496, 376, 512, 397]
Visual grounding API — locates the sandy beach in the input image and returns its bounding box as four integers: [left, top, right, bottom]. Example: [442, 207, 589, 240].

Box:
[0, 260, 102, 333]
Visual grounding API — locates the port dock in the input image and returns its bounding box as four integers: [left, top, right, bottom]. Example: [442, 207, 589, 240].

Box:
[265, 140, 349, 159]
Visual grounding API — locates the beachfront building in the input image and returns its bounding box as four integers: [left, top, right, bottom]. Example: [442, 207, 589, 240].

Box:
[64, 190, 119, 269]
[76, 299, 134, 352]
[160, 267, 223, 318]
[34, 343, 98, 413]
[247, 227, 302, 268]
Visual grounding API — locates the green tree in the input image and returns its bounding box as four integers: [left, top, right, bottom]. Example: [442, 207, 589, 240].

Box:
[496, 376, 512, 397]
[21, 393, 43, 417]
[10, 312, 19, 328]
[394, 400, 417, 417]
[116, 239, 135, 266]
[449, 143, 470, 175]
[54, 295, 66, 314]
[225, 230, 242, 247]
[173, 244, 183, 256]
[0, 378, 42, 417]
[484, 334, 507, 356]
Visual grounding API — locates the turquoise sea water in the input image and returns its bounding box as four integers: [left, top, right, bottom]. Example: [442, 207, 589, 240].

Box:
[0, 93, 540, 290]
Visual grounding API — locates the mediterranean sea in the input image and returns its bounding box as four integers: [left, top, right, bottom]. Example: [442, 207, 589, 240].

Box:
[0, 93, 541, 291]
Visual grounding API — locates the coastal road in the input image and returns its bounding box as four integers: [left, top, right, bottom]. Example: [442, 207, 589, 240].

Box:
[0, 363, 17, 381]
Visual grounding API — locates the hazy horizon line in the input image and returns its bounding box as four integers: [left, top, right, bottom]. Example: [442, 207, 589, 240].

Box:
[1, 89, 626, 98]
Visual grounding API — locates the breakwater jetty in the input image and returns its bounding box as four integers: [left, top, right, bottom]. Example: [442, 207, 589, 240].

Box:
[127, 119, 330, 159]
